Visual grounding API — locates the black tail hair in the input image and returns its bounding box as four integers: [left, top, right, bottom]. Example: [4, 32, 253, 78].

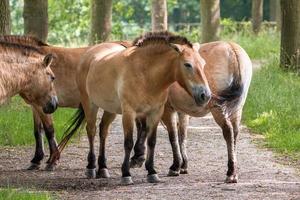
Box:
[58, 104, 85, 152]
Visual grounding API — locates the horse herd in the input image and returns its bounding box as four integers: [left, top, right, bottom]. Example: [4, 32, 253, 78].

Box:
[0, 31, 252, 185]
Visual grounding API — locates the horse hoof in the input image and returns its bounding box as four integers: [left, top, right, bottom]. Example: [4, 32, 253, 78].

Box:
[225, 175, 238, 183]
[180, 169, 188, 174]
[97, 168, 110, 178]
[85, 168, 96, 179]
[168, 169, 180, 176]
[45, 163, 56, 171]
[130, 156, 145, 168]
[147, 174, 160, 183]
[121, 176, 134, 185]
[27, 163, 40, 170]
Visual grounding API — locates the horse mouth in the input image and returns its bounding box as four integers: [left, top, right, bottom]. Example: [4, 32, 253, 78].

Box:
[192, 86, 211, 106]
[43, 96, 58, 114]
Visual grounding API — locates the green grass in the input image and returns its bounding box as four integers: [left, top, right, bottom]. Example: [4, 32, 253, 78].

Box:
[0, 188, 51, 200]
[0, 97, 75, 146]
[243, 57, 300, 157]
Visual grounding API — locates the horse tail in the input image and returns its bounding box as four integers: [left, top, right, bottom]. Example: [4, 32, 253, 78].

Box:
[58, 104, 86, 152]
[213, 42, 245, 114]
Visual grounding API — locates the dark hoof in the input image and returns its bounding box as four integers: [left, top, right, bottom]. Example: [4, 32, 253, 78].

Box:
[147, 174, 160, 183]
[45, 163, 56, 171]
[168, 169, 180, 176]
[225, 175, 238, 183]
[85, 168, 96, 179]
[180, 169, 188, 174]
[27, 163, 40, 170]
[130, 156, 145, 168]
[97, 168, 110, 178]
[121, 176, 134, 185]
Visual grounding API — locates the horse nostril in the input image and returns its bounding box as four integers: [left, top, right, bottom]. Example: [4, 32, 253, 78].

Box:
[201, 93, 206, 101]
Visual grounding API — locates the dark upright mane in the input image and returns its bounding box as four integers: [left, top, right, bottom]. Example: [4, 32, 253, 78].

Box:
[132, 31, 193, 48]
[0, 35, 48, 57]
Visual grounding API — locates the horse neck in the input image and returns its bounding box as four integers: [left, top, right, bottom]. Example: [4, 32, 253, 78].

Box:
[0, 62, 35, 103]
[140, 49, 178, 95]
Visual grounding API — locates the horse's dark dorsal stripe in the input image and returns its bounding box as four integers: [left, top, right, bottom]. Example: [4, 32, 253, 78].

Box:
[132, 31, 193, 48]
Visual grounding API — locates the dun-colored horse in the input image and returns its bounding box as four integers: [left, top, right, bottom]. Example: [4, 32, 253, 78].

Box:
[58, 32, 211, 184]
[0, 35, 89, 170]
[130, 41, 252, 183]
[0, 41, 58, 113]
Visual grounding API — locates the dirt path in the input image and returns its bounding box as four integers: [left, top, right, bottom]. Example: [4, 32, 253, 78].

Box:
[0, 113, 300, 200]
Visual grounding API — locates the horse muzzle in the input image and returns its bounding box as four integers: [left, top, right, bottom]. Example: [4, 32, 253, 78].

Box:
[43, 96, 58, 114]
[192, 86, 211, 106]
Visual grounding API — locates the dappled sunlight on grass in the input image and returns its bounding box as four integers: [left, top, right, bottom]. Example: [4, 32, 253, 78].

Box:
[0, 188, 52, 200]
[243, 57, 300, 156]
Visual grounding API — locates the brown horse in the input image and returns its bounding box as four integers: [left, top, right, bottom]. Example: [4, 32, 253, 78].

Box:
[130, 41, 252, 183]
[58, 32, 211, 184]
[0, 41, 57, 113]
[0, 35, 90, 170]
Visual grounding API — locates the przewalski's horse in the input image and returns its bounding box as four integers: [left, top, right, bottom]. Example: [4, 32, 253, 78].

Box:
[0, 41, 58, 113]
[57, 32, 211, 185]
[131, 41, 252, 183]
[0, 35, 90, 170]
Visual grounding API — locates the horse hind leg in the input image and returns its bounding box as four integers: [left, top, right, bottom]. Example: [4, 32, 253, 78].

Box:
[84, 103, 99, 179]
[211, 109, 238, 183]
[28, 106, 44, 170]
[178, 112, 189, 174]
[130, 117, 147, 168]
[97, 111, 116, 178]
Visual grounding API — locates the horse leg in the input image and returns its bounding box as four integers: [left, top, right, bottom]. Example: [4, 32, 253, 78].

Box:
[130, 117, 146, 168]
[161, 108, 182, 176]
[211, 109, 238, 183]
[121, 109, 135, 185]
[84, 103, 98, 179]
[97, 111, 116, 178]
[177, 112, 189, 174]
[28, 106, 44, 170]
[145, 108, 163, 183]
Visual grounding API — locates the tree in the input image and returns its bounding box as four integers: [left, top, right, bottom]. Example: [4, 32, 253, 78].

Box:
[23, 0, 48, 42]
[151, 0, 168, 31]
[280, 0, 300, 71]
[0, 0, 11, 35]
[90, 0, 112, 44]
[269, 0, 281, 29]
[200, 0, 220, 43]
[251, 0, 263, 34]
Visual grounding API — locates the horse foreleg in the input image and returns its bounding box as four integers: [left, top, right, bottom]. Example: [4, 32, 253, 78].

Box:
[212, 109, 238, 183]
[177, 112, 189, 174]
[97, 111, 116, 178]
[130, 117, 146, 168]
[161, 107, 182, 176]
[121, 109, 135, 185]
[145, 108, 163, 183]
[28, 106, 44, 170]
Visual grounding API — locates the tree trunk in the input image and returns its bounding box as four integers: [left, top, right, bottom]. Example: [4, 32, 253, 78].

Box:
[270, 0, 281, 30]
[151, 0, 168, 31]
[200, 0, 220, 43]
[90, 0, 112, 44]
[23, 0, 48, 42]
[0, 0, 11, 35]
[251, 0, 263, 34]
[280, 0, 300, 71]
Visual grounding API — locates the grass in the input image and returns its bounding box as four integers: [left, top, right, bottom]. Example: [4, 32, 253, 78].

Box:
[243, 57, 300, 158]
[0, 188, 51, 200]
[0, 96, 75, 146]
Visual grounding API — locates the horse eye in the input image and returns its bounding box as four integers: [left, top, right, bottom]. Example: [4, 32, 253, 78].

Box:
[184, 63, 193, 68]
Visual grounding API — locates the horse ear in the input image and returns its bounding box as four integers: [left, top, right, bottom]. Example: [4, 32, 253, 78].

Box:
[169, 43, 183, 54]
[43, 54, 54, 67]
[193, 42, 201, 52]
